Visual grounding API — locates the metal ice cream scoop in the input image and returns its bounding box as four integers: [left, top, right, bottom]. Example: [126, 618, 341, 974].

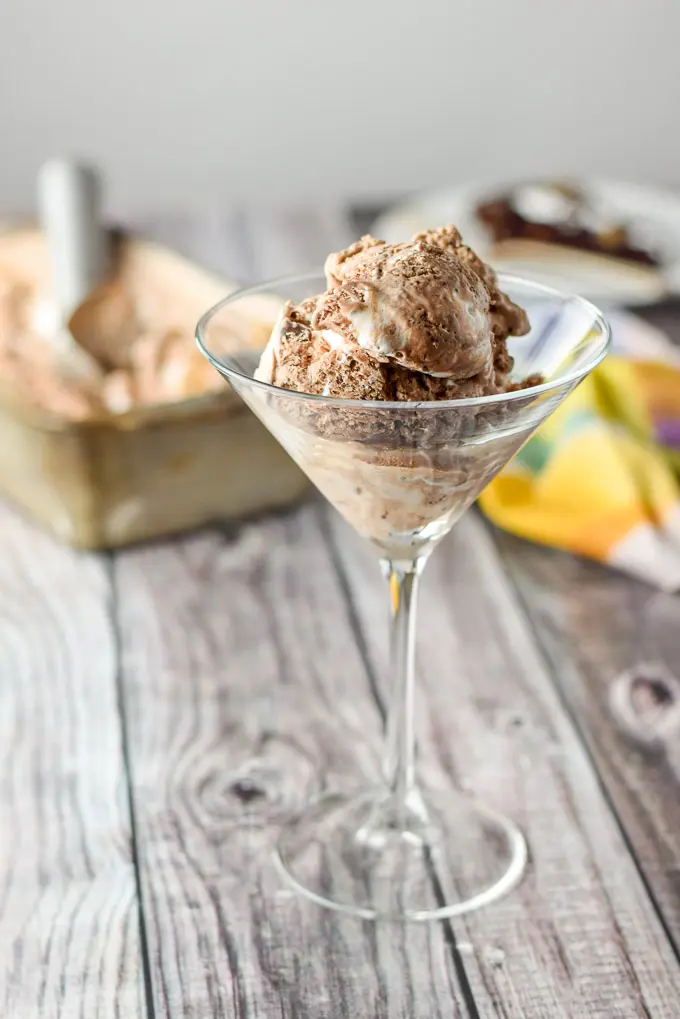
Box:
[36, 158, 110, 380]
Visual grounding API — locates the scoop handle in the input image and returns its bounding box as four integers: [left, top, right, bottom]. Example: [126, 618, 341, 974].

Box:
[37, 159, 109, 321]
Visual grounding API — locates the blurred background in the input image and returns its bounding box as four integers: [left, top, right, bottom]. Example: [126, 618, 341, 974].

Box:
[1, 0, 678, 214]
[0, 0, 679, 579]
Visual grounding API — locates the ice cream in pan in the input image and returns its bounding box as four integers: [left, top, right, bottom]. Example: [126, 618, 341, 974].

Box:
[254, 226, 543, 551]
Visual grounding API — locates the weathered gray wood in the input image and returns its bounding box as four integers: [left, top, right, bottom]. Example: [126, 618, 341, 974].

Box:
[326, 506, 680, 1017]
[491, 528, 680, 948]
[115, 508, 464, 1018]
[0, 503, 143, 1018]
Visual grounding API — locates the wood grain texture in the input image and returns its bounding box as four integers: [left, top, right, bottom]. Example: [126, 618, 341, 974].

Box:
[114, 507, 465, 1018]
[0, 503, 143, 1018]
[326, 506, 680, 1017]
[491, 529, 680, 949]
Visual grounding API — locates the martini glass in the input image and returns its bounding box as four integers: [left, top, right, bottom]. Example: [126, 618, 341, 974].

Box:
[197, 273, 610, 921]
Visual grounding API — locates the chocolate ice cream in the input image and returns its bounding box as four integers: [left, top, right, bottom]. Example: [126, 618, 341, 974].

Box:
[250, 226, 542, 556]
[256, 225, 530, 400]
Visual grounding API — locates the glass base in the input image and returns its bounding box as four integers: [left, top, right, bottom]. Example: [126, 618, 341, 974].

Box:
[274, 784, 527, 921]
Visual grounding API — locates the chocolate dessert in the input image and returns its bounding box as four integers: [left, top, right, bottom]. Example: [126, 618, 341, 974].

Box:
[252, 226, 542, 550]
[476, 181, 659, 268]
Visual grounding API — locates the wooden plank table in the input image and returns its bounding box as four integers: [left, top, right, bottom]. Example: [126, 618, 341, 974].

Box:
[1, 207, 680, 1018]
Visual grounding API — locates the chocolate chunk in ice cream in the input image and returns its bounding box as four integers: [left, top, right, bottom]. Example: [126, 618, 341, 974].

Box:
[256, 225, 532, 401]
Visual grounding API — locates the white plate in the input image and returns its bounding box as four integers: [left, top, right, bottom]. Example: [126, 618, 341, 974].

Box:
[372, 180, 680, 307]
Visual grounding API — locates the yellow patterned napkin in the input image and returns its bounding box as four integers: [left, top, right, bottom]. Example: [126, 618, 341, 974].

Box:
[479, 312, 680, 590]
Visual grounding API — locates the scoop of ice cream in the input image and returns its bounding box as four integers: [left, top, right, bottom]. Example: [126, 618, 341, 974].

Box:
[389, 359, 502, 401]
[255, 299, 391, 400]
[410, 226, 530, 343]
[254, 296, 512, 404]
[68, 281, 142, 369]
[324, 224, 528, 342]
[323, 226, 529, 383]
[257, 224, 531, 402]
[315, 244, 493, 378]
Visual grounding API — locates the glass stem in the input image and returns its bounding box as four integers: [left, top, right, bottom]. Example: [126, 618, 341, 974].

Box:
[380, 556, 427, 808]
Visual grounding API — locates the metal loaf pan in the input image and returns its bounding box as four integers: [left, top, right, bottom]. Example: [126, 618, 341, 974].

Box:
[0, 229, 307, 547]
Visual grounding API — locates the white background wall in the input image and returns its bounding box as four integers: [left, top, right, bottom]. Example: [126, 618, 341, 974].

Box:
[1, 0, 678, 214]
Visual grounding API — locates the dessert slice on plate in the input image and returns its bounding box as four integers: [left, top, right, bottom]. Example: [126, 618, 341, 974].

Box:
[475, 180, 665, 302]
[373, 179, 680, 306]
